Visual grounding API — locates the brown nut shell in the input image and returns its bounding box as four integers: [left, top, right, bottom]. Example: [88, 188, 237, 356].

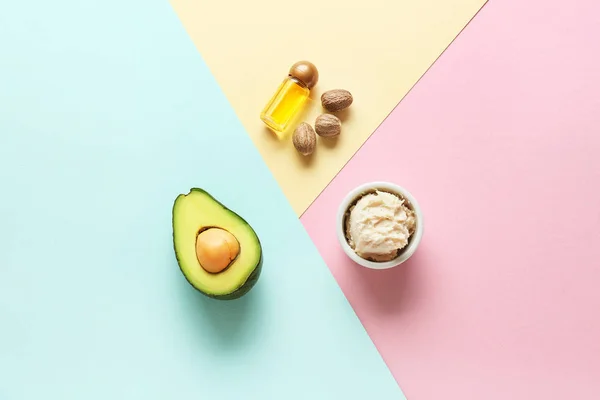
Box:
[292, 122, 316, 155]
[321, 89, 353, 112]
[315, 114, 341, 137]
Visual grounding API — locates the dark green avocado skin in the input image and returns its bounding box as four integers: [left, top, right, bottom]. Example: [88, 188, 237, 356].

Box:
[204, 255, 262, 300]
[172, 188, 263, 301]
[173, 246, 263, 301]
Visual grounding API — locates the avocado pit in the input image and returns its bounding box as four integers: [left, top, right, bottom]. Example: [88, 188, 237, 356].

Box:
[195, 228, 240, 274]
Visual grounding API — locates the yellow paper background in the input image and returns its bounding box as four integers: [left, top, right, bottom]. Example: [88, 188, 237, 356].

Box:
[171, 0, 487, 216]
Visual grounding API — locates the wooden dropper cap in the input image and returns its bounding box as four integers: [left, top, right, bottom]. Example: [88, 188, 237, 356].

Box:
[289, 61, 319, 89]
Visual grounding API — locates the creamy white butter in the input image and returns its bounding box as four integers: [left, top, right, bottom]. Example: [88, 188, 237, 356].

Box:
[346, 190, 416, 262]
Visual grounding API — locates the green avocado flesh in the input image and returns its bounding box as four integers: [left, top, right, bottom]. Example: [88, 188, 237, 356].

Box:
[172, 188, 262, 300]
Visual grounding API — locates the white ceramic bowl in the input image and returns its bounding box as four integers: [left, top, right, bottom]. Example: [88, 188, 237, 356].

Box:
[336, 181, 424, 269]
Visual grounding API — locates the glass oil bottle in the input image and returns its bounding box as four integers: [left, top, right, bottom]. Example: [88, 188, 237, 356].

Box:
[260, 61, 319, 134]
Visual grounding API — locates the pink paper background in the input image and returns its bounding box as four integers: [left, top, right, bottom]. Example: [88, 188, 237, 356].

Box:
[301, 0, 600, 398]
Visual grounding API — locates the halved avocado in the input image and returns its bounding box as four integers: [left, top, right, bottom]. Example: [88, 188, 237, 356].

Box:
[172, 188, 262, 300]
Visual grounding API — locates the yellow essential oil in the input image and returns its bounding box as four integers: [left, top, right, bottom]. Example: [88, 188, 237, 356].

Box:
[260, 61, 319, 134]
[260, 78, 309, 133]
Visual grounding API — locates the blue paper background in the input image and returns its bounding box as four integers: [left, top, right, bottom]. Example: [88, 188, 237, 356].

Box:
[0, 1, 405, 398]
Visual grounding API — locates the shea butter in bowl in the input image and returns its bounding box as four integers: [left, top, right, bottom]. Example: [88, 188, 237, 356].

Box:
[336, 181, 424, 270]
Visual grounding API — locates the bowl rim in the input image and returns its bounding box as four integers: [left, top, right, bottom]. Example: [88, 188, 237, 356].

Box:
[335, 181, 424, 270]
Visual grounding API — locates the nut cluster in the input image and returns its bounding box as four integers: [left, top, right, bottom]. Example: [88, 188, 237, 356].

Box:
[292, 89, 353, 156]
